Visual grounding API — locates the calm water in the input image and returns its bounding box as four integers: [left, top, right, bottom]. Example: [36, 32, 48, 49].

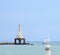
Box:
[0, 41, 60, 55]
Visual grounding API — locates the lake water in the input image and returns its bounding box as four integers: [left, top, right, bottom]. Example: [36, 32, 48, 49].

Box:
[0, 41, 60, 55]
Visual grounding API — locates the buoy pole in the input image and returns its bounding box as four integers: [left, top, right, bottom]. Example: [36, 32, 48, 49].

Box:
[45, 37, 51, 55]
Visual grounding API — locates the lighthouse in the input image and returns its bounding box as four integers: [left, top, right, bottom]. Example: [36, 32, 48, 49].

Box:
[14, 24, 25, 44]
[45, 37, 51, 55]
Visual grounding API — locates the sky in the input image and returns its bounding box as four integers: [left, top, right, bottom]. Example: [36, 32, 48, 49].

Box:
[0, 0, 60, 41]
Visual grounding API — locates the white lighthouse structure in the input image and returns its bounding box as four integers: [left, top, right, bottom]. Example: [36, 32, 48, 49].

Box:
[14, 24, 25, 44]
[17, 24, 23, 38]
[45, 37, 51, 55]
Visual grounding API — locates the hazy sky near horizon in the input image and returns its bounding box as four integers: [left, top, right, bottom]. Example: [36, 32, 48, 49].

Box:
[0, 0, 60, 41]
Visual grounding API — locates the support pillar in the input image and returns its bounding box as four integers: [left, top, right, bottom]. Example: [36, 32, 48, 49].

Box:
[14, 38, 25, 44]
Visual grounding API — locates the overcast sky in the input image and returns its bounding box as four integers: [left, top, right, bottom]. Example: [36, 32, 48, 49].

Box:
[0, 0, 60, 41]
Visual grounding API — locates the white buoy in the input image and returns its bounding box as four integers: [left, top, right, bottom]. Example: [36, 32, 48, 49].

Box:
[45, 37, 51, 55]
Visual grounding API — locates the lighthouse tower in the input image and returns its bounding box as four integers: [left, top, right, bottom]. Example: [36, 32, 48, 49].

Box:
[14, 24, 25, 44]
[45, 37, 51, 55]
[17, 24, 23, 38]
